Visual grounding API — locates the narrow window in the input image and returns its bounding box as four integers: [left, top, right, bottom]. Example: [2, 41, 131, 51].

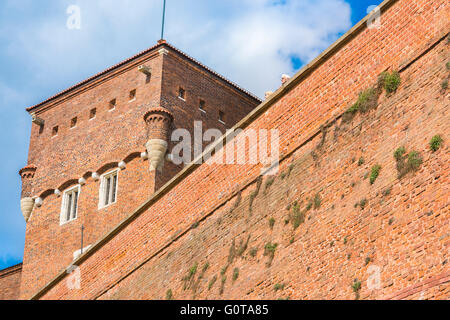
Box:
[219, 111, 225, 124]
[199, 100, 206, 113]
[99, 170, 118, 209]
[61, 186, 80, 225]
[52, 126, 59, 137]
[109, 99, 117, 111]
[70, 117, 77, 128]
[129, 89, 136, 101]
[89, 108, 96, 119]
[178, 87, 186, 100]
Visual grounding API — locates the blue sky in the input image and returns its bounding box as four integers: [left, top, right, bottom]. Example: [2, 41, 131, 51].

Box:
[0, 0, 382, 270]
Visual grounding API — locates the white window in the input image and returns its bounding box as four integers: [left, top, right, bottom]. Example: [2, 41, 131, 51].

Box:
[99, 169, 118, 209]
[60, 185, 80, 225]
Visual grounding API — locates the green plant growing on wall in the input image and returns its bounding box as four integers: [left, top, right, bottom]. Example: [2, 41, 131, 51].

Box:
[442, 79, 448, 91]
[249, 177, 263, 212]
[356, 88, 378, 113]
[406, 151, 423, 171]
[228, 239, 237, 265]
[264, 242, 278, 267]
[343, 103, 359, 122]
[237, 235, 251, 257]
[365, 257, 371, 266]
[394, 147, 423, 178]
[306, 200, 313, 211]
[369, 164, 382, 185]
[166, 289, 173, 300]
[352, 279, 362, 300]
[274, 283, 286, 291]
[269, 218, 275, 229]
[358, 157, 365, 166]
[182, 263, 198, 290]
[288, 163, 295, 176]
[232, 268, 239, 282]
[429, 135, 443, 152]
[191, 221, 200, 229]
[264, 177, 275, 193]
[379, 71, 401, 94]
[220, 276, 227, 295]
[313, 193, 322, 209]
[208, 275, 217, 291]
[382, 187, 392, 197]
[446, 61, 450, 71]
[249, 248, 258, 257]
[359, 198, 368, 210]
[290, 202, 305, 230]
[221, 265, 228, 276]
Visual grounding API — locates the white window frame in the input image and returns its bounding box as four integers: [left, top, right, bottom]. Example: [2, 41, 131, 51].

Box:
[99, 169, 119, 210]
[178, 87, 186, 101]
[60, 185, 80, 225]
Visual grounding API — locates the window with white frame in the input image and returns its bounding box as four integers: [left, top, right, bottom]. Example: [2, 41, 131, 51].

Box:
[99, 169, 118, 209]
[60, 185, 80, 224]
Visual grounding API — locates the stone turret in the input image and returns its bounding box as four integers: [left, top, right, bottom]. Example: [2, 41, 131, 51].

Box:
[143, 106, 174, 172]
[19, 164, 37, 222]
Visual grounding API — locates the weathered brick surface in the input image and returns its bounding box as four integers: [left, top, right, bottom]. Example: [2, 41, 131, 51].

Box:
[20, 43, 259, 299]
[0, 264, 22, 300]
[31, 0, 449, 300]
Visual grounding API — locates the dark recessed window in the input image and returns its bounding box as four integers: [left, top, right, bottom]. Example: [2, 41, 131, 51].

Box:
[109, 99, 117, 110]
[52, 126, 59, 137]
[89, 108, 97, 119]
[199, 100, 206, 113]
[178, 87, 186, 100]
[219, 111, 225, 124]
[70, 117, 77, 128]
[129, 89, 136, 101]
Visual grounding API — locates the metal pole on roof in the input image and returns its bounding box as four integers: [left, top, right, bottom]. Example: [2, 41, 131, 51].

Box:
[161, 0, 167, 40]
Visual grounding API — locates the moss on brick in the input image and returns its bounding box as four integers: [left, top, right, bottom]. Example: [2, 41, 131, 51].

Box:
[429, 135, 443, 152]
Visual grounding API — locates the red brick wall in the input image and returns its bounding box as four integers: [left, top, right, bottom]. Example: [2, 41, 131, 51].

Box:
[20, 45, 260, 298]
[0, 264, 22, 300]
[31, 0, 449, 300]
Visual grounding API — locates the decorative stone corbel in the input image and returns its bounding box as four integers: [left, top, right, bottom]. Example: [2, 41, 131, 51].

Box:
[20, 198, 34, 222]
[19, 164, 37, 223]
[54, 189, 61, 197]
[143, 106, 174, 172]
[31, 114, 45, 126]
[118, 161, 126, 170]
[79, 177, 86, 185]
[138, 65, 152, 76]
[92, 172, 100, 181]
[146, 139, 169, 172]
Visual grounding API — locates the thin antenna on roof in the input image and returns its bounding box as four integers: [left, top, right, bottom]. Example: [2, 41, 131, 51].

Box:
[161, 0, 167, 40]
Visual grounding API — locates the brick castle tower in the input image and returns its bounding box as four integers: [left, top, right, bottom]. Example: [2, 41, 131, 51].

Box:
[16, 40, 260, 299]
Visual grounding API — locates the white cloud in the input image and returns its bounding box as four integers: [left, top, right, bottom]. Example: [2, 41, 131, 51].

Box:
[3, 0, 351, 99]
